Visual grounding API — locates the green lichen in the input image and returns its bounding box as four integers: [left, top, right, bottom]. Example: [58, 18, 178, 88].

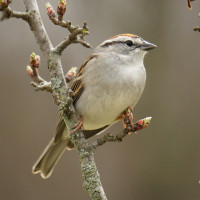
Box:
[81, 161, 103, 199]
[51, 77, 62, 90]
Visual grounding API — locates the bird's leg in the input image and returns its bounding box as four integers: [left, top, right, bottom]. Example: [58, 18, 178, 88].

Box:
[69, 117, 83, 134]
[118, 107, 134, 134]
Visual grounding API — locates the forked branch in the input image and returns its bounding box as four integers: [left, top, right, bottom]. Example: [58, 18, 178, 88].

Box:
[26, 53, 52, 92]
[46, 2, 91, 55]
[0, 6, 29, 21]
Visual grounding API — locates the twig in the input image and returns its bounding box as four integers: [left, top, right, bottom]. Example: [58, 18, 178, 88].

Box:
[91, 117, 152, 149]
[26, 53, 52, 92]
[193, 26, 200, 32]
[54, 21, 91, 55]
[187, 0, 195, 10]
[45, 3, 91, 55]
[74, 37, 92, 49]
[22, 0, 53, 56]
[0, 0, 11, 11]
[0, 6, 29, 21]
[188, 0, 192, 9]
[30, 81, 52, 92]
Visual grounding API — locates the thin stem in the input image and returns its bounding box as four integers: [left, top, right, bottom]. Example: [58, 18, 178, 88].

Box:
[0, 7, 29, 21]
[22, 0, 53, 56]
[91, 117, 152, 149]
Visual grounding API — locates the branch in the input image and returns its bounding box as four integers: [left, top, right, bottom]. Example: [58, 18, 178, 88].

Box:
[45, 2, 91, 55]
[69, 117, 151, 199]
[0, 0, 53, 55]
[70, 130, 108, 200]
[55, 29, 92, 55]
[187, 0, 196, 10]
[22, 0, 53, 56]
[30, 81, 52, 92]
[91, 117, 152, 149]
[26, 52, 52, 92]
[47, 51, 107, 199]
[0, 6, 29, 21]
[44, 1, 106, 196]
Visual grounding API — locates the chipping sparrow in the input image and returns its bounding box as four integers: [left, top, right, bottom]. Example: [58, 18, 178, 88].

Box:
[32, 34, 156, 178]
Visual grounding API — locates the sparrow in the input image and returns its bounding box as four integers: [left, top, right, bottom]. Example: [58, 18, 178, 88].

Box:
[32, 33, 156, 179]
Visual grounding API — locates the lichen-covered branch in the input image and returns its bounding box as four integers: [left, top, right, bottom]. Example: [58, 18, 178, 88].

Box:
[91, 117, 152, 149]
[30, 81, 52, 92]
[70, 131, 108, 200]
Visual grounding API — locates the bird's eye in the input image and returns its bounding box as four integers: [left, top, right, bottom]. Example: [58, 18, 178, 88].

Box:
[125, 40, 134, 47]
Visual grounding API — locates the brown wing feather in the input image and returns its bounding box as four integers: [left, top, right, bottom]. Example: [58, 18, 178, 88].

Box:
[71, 54, 98, 105]
[54, 54, 99, 144]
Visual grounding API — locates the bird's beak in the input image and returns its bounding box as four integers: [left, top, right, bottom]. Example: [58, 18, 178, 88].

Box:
[141, 41, 157, 51]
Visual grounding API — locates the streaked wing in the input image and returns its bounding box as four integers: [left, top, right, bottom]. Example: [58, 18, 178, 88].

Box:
[71, 54, 98, 105]
[54, 54, 99, 144]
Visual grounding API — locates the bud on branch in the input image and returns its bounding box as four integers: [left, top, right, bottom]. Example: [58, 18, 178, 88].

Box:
[30, 52, 40, 68]
[26, 52, 52, 93]
[46, 2, 56, 20]
[0, 0, 11, 10]
[57, 0, 67, 21]
[65, 67, 77, 83]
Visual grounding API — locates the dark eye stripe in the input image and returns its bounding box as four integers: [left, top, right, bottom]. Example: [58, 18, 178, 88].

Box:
[101, 41, 135, 48]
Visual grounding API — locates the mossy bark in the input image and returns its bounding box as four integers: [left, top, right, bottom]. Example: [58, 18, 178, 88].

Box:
[70, 132, 107, 200]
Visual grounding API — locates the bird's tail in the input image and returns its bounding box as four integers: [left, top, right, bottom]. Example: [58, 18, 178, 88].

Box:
[32, 114, 75, 179]
[32, 116, 108, 179]
[32, 137, 70, 179]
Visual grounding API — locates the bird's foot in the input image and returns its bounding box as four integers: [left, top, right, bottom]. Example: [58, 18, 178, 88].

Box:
[69, 117, 83, 134]
[118, 107, 134, 134]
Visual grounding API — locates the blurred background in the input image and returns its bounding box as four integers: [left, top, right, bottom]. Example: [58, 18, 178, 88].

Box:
[1, 0, 200, 199]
